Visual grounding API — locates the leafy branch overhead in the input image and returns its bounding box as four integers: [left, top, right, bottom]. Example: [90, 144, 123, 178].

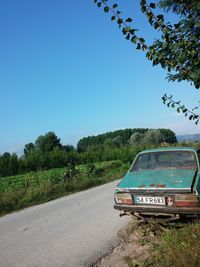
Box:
[162, 94, 200, 125]
[94, 0, 200, 88]
[93, 0, 200, 122]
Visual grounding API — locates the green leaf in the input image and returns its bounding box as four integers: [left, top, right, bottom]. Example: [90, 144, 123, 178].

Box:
[167, 102, 171, 107]
[112, 4, 118, 9]
[157, 14, 164, 20]
[111, 16, 115, 21]
[122, 28, 127, 35]
[104, 6, 109, 13]
[154, 22, 160, 29]
[142, 44, 147, 51]
[141, 6, 146, 13]
[129, 29, 135, 35]
[126, 18, 132, 23]
[139, 38, 145, 43]
[97, 2, 102, 8]
[174, 23, 180, 29]
[149, 3, 156, 9]
[117, 18, 123, 25]
[193, 115, 199, 119]
[136, 43, 141, 50]
[131, 36, 137, 44]
[126, 33, 130, 40]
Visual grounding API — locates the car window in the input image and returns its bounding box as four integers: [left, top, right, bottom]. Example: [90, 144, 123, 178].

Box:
[131, 151, 197, 171]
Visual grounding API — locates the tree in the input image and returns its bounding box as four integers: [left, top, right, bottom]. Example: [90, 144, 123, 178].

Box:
[94, 0, 200, 123]
[0, 152, 11, 177]
[24, 142, 35, 156]
[9, 153, 19, 175]
[158, 0, 199, 16]
[112, 135, 123, 147]
[35, 132, 62, 152]
[49, 148, 67, 168]
[77, 128, 148, 151]
[159, 128, 177, 143]
[129, 132, 144, 146]
[23, 150, 45, 171]
[141, 129, 163, 146]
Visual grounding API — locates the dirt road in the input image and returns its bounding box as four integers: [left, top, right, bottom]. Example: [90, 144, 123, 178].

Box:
[0, 180, 129, 267]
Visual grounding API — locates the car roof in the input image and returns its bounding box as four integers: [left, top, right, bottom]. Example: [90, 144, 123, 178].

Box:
[139, 147, 200, 154]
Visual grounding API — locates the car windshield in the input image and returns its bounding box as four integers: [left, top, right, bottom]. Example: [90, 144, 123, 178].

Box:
[131, 151, 197, 171]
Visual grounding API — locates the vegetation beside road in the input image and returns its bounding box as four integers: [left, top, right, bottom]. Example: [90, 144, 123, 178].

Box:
[0, 160, 128, 216]
[1, 127, 198, 218]
[150, 222, 200, 267]
[97, 220, 200, 267]
[0, 128, 176, 178]
[0, 128, 177, 216]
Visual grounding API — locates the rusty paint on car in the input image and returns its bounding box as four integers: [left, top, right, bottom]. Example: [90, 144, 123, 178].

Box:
[118, 169, 196, 190]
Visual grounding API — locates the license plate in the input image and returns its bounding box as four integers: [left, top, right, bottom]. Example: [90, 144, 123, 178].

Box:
[135, 196, 165, 205]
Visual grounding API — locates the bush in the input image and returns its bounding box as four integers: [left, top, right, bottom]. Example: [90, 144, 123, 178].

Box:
[85, 163, 96, 178]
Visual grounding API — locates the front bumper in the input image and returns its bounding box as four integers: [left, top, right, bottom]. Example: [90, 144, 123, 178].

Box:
[114, 204, 200, 215]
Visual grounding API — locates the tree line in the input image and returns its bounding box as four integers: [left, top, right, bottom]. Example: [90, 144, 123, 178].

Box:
[77, 128, 177, 151]
[0, 128, 177, 178]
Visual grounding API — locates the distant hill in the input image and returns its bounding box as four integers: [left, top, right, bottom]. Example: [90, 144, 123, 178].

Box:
[177, 134, 200, 143]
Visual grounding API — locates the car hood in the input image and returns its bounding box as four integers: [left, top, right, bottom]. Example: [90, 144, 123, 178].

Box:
[117, 169, 196, 190]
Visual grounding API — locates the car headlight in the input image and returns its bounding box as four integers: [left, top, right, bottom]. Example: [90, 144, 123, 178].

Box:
[114, 192, 133, 205]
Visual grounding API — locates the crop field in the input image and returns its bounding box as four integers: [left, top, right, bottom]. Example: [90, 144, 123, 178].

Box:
[0, 160, 127, 215]
[0, 161, 122, 193]
[0, 168, 65, 193]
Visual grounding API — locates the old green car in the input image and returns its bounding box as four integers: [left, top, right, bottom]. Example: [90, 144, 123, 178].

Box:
[114, 147, 200, 222]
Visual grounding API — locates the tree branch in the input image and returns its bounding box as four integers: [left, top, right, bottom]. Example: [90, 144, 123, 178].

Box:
[162, 94, 200, 124]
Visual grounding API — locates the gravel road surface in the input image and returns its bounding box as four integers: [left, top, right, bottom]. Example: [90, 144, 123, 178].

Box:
[0, 180, 129, 267]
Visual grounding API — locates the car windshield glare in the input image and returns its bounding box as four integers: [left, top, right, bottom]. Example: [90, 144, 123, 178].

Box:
[131, 151, 197, 171]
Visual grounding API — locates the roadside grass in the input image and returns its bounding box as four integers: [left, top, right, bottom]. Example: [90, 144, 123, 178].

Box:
[0, 161, 128, 216]
[123, 221, 200, 267]
[149, 222, 200, 267]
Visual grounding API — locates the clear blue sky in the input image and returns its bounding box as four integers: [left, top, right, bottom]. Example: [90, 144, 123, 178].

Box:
[0, 0, 199, 154]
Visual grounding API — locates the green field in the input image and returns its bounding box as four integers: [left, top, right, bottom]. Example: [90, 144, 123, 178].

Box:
[0, 160, 128, 216]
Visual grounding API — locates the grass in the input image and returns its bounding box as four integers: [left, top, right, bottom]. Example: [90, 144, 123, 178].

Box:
[150, 223, 200, 267]
[0, 161, 128, 216]
[127, 221, 200, 267]
[119, 220, 200, 267]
